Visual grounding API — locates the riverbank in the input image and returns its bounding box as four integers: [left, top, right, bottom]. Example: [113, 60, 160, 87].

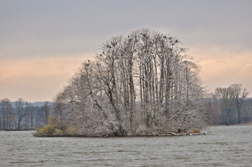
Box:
[0, 129, 35, 131]
[211, 122, 252, 127]
[33, 117, 206, 137]
[33, 131, 206, 138]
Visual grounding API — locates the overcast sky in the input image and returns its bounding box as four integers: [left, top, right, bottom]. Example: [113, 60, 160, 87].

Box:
[1, 0, 252, 102]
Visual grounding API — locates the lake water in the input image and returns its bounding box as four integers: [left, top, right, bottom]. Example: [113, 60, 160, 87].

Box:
[0, 126, 251, 167]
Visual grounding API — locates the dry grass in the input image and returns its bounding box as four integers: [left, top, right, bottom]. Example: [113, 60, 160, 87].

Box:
[237, 122, 252, 126]
[186, 128, 201, 133]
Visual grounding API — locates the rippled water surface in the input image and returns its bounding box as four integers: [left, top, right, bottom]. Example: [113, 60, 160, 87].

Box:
[0, 126, 252, 167]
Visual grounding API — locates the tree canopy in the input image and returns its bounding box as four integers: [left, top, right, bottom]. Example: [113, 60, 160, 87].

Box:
[48, 29, 208, 136]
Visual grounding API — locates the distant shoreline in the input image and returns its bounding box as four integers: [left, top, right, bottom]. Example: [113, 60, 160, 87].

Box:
[0, 129, 35, 131]
[211, 122, 252, 127]
[32, 132, 206, 138]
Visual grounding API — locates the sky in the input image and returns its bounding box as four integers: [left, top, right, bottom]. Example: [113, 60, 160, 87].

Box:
[1, 0, 252, 102]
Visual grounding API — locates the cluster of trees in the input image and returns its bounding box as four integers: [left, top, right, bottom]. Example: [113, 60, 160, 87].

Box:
[208, 84, 252, 125]
[49, 29, 208, 137]
[0, 98, 50, 130]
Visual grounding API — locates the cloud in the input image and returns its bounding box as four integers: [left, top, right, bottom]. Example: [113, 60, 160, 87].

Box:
[1, 0, 252, 100]
[0, 55, 93, 102]
[197, 54, 252, 95]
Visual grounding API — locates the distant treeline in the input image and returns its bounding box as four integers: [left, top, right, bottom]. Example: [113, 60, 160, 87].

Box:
[1, 84, 251, 131]
[0, 98, 53, 130]
[207, 84, 252, 125]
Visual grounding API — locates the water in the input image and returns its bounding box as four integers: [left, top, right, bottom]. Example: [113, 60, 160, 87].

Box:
[0, 126, 251, 167]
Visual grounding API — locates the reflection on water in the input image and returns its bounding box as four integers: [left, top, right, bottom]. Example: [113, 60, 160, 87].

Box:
[0, 126, 252, 167]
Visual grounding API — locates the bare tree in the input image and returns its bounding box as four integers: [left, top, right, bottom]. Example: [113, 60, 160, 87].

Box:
[14, 98, 32, 130]
[215, 87, 235, 125]
[211, 84, 250, 125]
[35, 106, 45, 127]
[207, 93, 221, 125]
[243, 99, 252, 122]
[41, 102, 50, 124]
[0, 98, 13, 130]
[230, 84, 249, 124]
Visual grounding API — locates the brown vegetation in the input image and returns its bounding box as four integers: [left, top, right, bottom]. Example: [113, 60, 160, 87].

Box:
[33, 117, 79, 137]
[186, 128, 201, 133]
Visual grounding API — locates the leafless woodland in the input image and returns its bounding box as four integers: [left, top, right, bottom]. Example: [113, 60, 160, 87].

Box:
[51, 29, 208, 136]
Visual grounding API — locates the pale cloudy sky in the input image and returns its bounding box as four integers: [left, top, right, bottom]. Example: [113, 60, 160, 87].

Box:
[0, 0, 252, 102]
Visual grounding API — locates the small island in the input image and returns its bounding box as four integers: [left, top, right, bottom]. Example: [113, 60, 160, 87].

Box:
[34, 29, 209, 137]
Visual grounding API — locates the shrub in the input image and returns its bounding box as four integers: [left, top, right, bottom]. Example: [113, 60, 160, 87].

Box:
[65, 126, 79, 136]
[33, 116, 80, 137]
[42, 124, 55, 136]
[33, 124, 55, 137]
[54, 129, 64, 136]
[48, 116, 58, 126]
[33, 116, 59, 137]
